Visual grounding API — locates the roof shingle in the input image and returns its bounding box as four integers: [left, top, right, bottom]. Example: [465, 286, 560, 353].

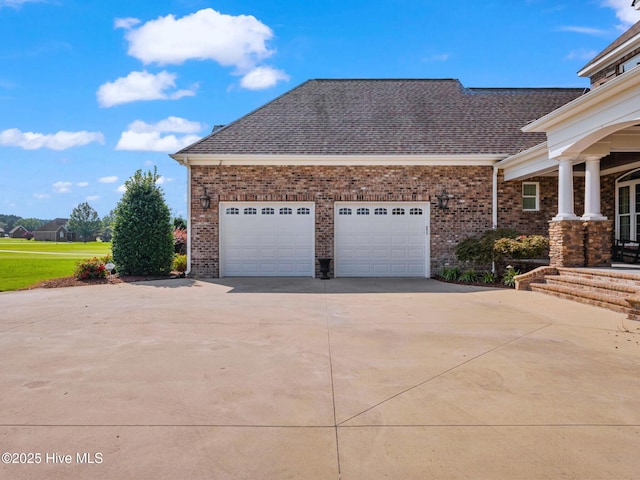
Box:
[176, 79, 585, 157]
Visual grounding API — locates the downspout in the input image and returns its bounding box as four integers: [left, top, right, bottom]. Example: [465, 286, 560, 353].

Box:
[492, 165, 499, 273]
[492, 165, 498, 229]
[186, 157, 192, 276]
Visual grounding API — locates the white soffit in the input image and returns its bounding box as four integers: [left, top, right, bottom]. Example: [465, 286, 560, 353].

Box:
[170, 154, 506, 167]
[522, 67, 640, 159]
[498, 143, 558, 181]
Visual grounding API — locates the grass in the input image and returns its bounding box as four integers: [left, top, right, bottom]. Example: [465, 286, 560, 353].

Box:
[0, 238, 111, 291]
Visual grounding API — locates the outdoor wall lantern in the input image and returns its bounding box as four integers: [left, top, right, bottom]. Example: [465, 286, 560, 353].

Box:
[436, 188, 450, 210]
[200, 186, 211, 211]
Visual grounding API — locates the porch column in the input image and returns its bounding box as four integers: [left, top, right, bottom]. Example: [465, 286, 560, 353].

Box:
[552, 157, 579, 221]
[581, 155, 607, 221]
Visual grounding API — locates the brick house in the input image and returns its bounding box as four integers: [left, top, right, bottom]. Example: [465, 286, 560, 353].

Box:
[33, 218, 77, 242]
[171, 18, 640, 279]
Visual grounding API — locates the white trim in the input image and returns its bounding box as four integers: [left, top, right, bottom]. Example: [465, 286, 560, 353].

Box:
[578, 34, 640, 78]
[522, 182, 540, 212]
[170, 153, 506, 167]
[186, 162, 192, 275]
[523, 66, 640, 134]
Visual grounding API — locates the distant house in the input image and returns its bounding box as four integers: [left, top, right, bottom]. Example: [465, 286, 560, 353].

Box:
[0, 227, 4, 237]
[33, 218, 77, 242]
[9, 225, 28, 238]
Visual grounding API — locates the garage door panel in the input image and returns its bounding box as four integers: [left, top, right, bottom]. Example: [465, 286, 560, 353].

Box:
[335, 202, 429, 278]
[220, 202, 315, 277]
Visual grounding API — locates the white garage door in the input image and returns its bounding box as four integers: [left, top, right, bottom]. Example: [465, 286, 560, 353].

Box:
[220, 202, 315, 277]
[334, 202, 430, 277]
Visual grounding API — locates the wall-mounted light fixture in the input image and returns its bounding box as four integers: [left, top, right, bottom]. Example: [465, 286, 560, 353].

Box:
[200, 186, 211, 210]
[436, 188, 450, 210]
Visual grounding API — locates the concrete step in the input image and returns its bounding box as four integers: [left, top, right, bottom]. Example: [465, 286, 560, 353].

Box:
[544, 275, 640, 295]
[529, 283, 633, 315]
[556, 267, 640, 287]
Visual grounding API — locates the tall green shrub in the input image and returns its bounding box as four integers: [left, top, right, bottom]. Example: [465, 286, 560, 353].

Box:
[112, 169, 174, 276]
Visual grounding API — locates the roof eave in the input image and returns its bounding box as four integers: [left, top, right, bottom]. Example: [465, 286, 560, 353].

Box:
[523, 66, 640, 133]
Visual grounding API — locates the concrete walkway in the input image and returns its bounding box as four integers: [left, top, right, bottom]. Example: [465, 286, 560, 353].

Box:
[0, 278, 639, 479]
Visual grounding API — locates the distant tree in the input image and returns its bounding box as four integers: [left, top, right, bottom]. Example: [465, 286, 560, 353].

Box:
[0, 214, 21, 231]
[68, 202, 101, 242]
[100, 210, 115, 242]
[112, 168, 174, 276]
[173, 216, 187, 230]
[19, 218, 48, 231]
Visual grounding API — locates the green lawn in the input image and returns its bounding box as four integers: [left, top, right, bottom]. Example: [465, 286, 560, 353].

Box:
[0, 239, 112, 291]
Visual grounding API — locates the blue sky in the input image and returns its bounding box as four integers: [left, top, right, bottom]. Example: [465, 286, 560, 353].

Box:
[1, 0, 639, 221]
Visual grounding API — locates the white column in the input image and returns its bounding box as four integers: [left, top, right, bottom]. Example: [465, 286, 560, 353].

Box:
[581, 156, 607, 220]
[553, 158, 579, 221]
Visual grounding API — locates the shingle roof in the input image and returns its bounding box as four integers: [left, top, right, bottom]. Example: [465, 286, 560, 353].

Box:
[579, 20, 640, 74]
[36, 218, 68, 232]
[176, 79, 585, 156]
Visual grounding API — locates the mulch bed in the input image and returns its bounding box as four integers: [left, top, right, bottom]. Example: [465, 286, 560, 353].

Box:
[23, 274, 183, 290]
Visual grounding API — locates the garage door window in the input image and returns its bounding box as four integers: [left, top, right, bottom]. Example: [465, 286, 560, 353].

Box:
[410, 208, 422, 215]
[297, 207, 310, 215]
[280, 207, 292, 215]
[262, 207, 275, 215]
[244, 208, 257, 215]
[392, 208, 405, 215]
[374, 208, 387, 215]
[226, 207, 239, 215]
[339, 208, 352, 215]
[357, 208, 370, 215]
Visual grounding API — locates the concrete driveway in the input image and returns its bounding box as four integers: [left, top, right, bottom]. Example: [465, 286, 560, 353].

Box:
[1, 278, 639, 479]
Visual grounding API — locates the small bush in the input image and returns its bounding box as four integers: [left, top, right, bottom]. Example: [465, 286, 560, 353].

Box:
[173, 253, 187, 273]
[455, 228, 519, 266]
[74, 257, 107, 280]
[174, 228, 187, 255]
[502, 266, 521, 288]
[481, 271, 496, 284]
[439, 266, 460, 281]
[459, 269, 478, 283]
[493, 235, 549, 260]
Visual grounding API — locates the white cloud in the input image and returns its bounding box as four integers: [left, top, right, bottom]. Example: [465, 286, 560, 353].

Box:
[116, 185, 127, 194]
[98, 176, 118, 184]
[115, 8, 288, 89]
[0, 128, 104, 150]
[114, 17, 140, 30]
[97, 70, 196, 107]
[602, 0, 640, 28]
[33, 193, 51, 199]
[155, 176, 174, 185]
[119, 8, 274, 69]
[86, 195, 100, 201]
[565, 48, 599, 60]
[422, 53, 450, 63]
[240, 66, 290, 90]
[52, 181, 72, 193]
[77, 181, 89, 187]
[557, 26, 608, 36]
[0, 0, 46, 8]
[116, 116, 203, 152]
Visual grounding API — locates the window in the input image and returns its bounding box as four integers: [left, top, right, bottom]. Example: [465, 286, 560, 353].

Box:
[356, 208, 370, 215]
[244, 207, 257, 215]
[262, 207, 275, 215]
[392, 208, 405, 215]
[374, 208, 387, 215]
[280, 207, 292, 215]
[339, 208, 352, 215]
[409, 208, 423, 215]
[297, 207, 310, 215]
[522, 182, 539, 211]
[615, 169, 640, 242]
[226, 207, 239, 215]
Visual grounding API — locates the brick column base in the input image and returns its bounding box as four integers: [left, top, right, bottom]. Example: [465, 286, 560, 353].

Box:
[584, 220, 613, 267]
[549, 220, 585, 267]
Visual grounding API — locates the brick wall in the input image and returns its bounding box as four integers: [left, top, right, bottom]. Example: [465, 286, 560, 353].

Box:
[190, 165, 499, 277]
